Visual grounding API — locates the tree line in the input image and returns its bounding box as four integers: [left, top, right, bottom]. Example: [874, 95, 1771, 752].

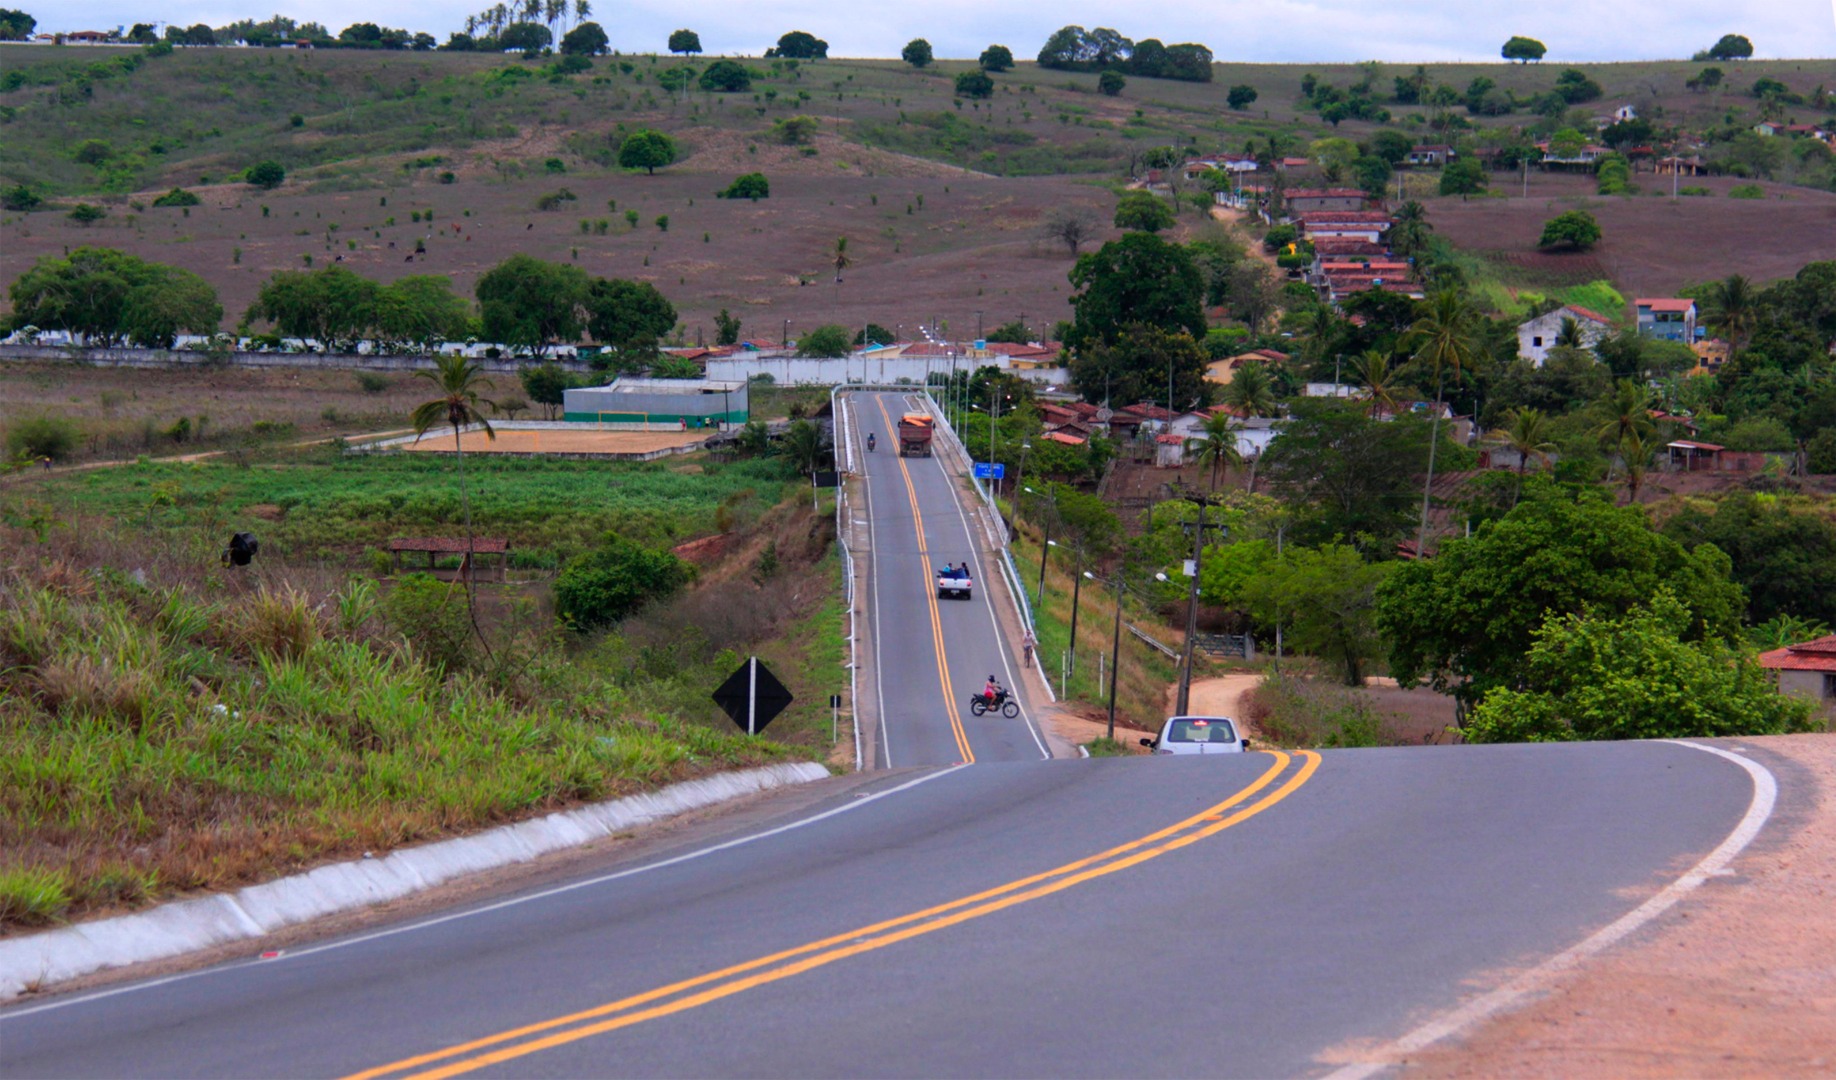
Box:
[1035, 26, 1213, 83]
[4, 248, 681, 362]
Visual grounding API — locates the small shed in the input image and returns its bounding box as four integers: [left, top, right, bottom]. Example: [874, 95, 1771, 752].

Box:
[1666, 440, 1724, 472]
[388, 537, 510, 582]
[1155, 433, 1188, 468]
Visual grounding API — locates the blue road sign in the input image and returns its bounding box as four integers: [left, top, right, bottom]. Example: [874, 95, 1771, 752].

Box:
[973, 462, 1006, 480]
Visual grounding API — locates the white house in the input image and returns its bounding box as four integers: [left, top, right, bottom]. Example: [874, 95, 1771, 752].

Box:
[1517, 304, 1615, 366]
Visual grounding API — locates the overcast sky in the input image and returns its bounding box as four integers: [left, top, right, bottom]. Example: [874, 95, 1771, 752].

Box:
[43, 0, 1836, 62]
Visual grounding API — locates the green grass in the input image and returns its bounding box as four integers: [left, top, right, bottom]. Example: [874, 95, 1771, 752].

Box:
[35, 447, 797, 562]
[1552, 280, 1628, 319]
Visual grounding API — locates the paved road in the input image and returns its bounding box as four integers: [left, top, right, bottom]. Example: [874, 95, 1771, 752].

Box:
[0, 391, 1781, 1078]
[0, 744, 1767, 1078]
[848, 391, 1048, 767]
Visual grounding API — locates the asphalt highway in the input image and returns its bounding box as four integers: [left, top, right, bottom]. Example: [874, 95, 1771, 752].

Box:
[0, 392, 1780, 1078]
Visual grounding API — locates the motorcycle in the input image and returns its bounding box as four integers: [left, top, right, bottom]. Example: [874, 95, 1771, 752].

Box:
[867, 433, 876, 452]
[969, 688, 1020, 718]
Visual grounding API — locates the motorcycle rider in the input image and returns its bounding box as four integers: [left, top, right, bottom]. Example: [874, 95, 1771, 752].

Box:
[983, 675, 1001, 707]
[867, 432, 876, 452]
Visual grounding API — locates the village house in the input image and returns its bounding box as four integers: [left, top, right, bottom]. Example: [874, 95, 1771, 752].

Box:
[1293, 210, 1393, 245]
[1405, 145, 1454, 167]
[1204, 349, 1289, 387]
[1516, 305, 1615, 366]
[1636, 298, 1698, 342]
[1757, 635, 1836, 719]
[1655, 155, 1707, 176]
[1538, 140, 1609, 167]
[1284, 188, 1367, 214]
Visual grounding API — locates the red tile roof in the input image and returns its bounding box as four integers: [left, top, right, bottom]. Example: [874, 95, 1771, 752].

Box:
[1040, 431, 1087, 446]
[1758, 635, 1836, 672]
[1561, 305, 1615, 325]
[1286, 188, 1368, 199]
[1312, 238, 1389, 256]
[1637, 299, 1697, 313]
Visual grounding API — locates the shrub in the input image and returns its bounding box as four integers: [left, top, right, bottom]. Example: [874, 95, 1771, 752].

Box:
[382, 573, 473, 671]
[5, 415, 82, 461]
[1097, 70, 1125, 96]
[239, 586, 322, 660]
[1538, 209, 1602, 250]
[354, 371, 390, 393]
[151, 187, 201, 207]
[0, 866, 71, 927]
[2, 183, 43, 211]
[955, 71, 996, 99]
[535, 187, 578, 210]
[718, 172, 770, 200]
[73, 139, 113, 165]
[245, 161, 286, 189]
[68, 203, 106, 224]
[554, 536, 693, 629]
[1678, 185, 1711, 196]
[699, 59, 751, 92]
[769, 115, 820, 145]
[1729, 183, 1764, 199]
[1238, 675, 1403, 748]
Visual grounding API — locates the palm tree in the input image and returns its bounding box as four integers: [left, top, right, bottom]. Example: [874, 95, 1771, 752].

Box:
[1704, 274, 1756, 364]
[1389, 200, 1433, 261]
[1484, 406, 1555, 476]
[1618, 429, 1658, 505]
[572, 0, 591, 27]
[1186, 412, 1242, 492]
[1222, 362, 1276, 417]
[832, 237, 851, 284]
[1408, 289, 1482, 554]
[1591, 379, 1656, 447]
[781, 418, 825, 478]
[411, 356, 498, 636]
[1349, 349, 1402, 418]
[1553, 315, 1584, 349]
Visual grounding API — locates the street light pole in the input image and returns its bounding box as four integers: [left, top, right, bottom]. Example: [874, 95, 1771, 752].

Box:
[1105, 572, 1124, 742]
[1067, 557, 1083, 674]
[1175, 499, 1211, 716]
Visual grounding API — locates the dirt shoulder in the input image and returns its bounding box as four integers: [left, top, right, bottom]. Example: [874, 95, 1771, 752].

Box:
[1401, 733, 1836, 1078]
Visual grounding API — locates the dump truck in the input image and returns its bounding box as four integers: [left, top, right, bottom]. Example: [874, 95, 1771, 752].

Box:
[898, 413, 934, 457]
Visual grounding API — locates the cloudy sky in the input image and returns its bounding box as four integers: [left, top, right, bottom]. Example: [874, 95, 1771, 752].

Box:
[44, 0, 1836, 62]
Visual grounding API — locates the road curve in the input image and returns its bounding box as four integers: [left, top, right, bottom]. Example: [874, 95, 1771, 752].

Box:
[0, 741, 1770, 1078]
[848, 390, 1048, 768]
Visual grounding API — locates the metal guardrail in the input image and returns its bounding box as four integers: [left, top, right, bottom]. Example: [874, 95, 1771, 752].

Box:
[1127, 624, 1180, 659]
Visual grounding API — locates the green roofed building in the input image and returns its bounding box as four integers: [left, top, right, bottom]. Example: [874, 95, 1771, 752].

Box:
[563, 377, 749, 429]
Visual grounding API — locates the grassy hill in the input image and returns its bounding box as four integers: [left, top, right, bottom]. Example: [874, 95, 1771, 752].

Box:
[2, 45, 1832, 335]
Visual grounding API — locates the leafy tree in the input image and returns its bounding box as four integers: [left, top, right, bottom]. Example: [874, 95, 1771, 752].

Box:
[1438, 157, 1487, 197]
[1066, 232, 1205, 352]
[371, 275, 470, 351]
[559, 21, 606, 55]
[1408, 288, 1484, 549]
[245, 161, 286, 189]
[247, 265, 378, 350]
[1097, 70, 1125, 97]
[1262, 399, 1432, 551]
[1548, 126, 1588, 158]
[151, 187, 201, 207]
[901, 38, 933, 68]
[1244, 544, 1392, 685]
[585, 278, 676, 357]
[769, 115, 820, 144]
[0, 8, 36, 40]
[698, 59, 751, 92]
[1037, 25, 1088, 69]
[1309, 136, 1359, 181]
[831, 236, 851, 283]
[1538, 209, 1603, 250]
[717, 172, 769, 200]
[714, 308, 742, 345]
[1687, 66, 1724, 91]
[475, 254, 589, 355]
[554, 536, 692, 629]
[497, 21, 550, 51]
[773, 30, 827, 59]
[1376, 484, 1746, 707]
[1700, 273, 1757, 362]
[617, 129, 678, 174]
[1553, 67, 1603, 103]
[854, 323, 894, 346]
[1662, 493, 1836, 625]
[797, 324, 851, 358]
[1227, 84, 1258, 110]
[11, 247, 220, 348]
[985, 320, 1032, 344]
[979, 45, 1014, 72]
[1705, 33, 1754, 60]
[1370, 130, 1413, 166]
[519, 361, 578, 419]
[1224, 260, 1280, 335]
[1501, 35, 1547, 62]
[955, 70, 995, 99]
[1484, 405, 1556, 478]
[667, 28, 701, 56]
[1069, 324, 1208, 412]
[1113, 190, 1176, 233]
[1353, 154, 1393, 199]
[67, 204, 107, 225]
[410, 356, 500, 627]
[1465, 593, 1811, 743]
[1388, 200, 1433, 260]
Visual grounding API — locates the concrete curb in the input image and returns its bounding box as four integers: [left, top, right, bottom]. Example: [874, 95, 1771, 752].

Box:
[0, 762, 830, 1000]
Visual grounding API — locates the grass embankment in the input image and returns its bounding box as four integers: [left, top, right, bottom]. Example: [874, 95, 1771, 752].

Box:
[0, 446, 847, 929]
[1007, 526, 1183, 734]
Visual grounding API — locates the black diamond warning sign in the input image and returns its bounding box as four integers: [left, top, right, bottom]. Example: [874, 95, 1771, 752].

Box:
[712, 657, 794, 735]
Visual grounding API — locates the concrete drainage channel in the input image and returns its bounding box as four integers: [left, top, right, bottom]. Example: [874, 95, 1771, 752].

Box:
[0, 762, 830, 1001]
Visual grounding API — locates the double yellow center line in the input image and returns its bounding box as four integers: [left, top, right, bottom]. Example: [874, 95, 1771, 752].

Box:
[874, 396, 973, 763]
[345, 750, 1320, 1080]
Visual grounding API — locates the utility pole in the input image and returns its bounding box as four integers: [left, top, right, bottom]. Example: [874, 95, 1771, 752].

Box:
[1105, 573, 1124, 742]
[1174, 498, 1216, 716]
[1067, 555, 1084, 675]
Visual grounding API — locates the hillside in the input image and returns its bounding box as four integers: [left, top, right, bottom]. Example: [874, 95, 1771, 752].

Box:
[2, 46, 1833, 333]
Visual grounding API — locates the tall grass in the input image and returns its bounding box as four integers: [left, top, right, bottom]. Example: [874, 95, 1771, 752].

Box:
[0, 522, 804, 929]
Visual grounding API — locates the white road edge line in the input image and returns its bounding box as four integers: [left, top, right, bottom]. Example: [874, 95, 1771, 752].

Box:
[924, 395, 1050, 761]
[0, 765, 967, 1021]
[1322, 739, 1778, 1080]
[858, 394, 894, 770]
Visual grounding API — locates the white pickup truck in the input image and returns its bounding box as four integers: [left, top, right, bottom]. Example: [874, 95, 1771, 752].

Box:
[935, 564, 973, 600]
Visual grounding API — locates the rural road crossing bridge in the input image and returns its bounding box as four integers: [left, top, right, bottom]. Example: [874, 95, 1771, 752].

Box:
[0, 389, 1788, 1078]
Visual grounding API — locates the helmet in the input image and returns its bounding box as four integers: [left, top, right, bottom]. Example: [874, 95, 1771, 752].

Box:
[988, 675, 996, 681]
